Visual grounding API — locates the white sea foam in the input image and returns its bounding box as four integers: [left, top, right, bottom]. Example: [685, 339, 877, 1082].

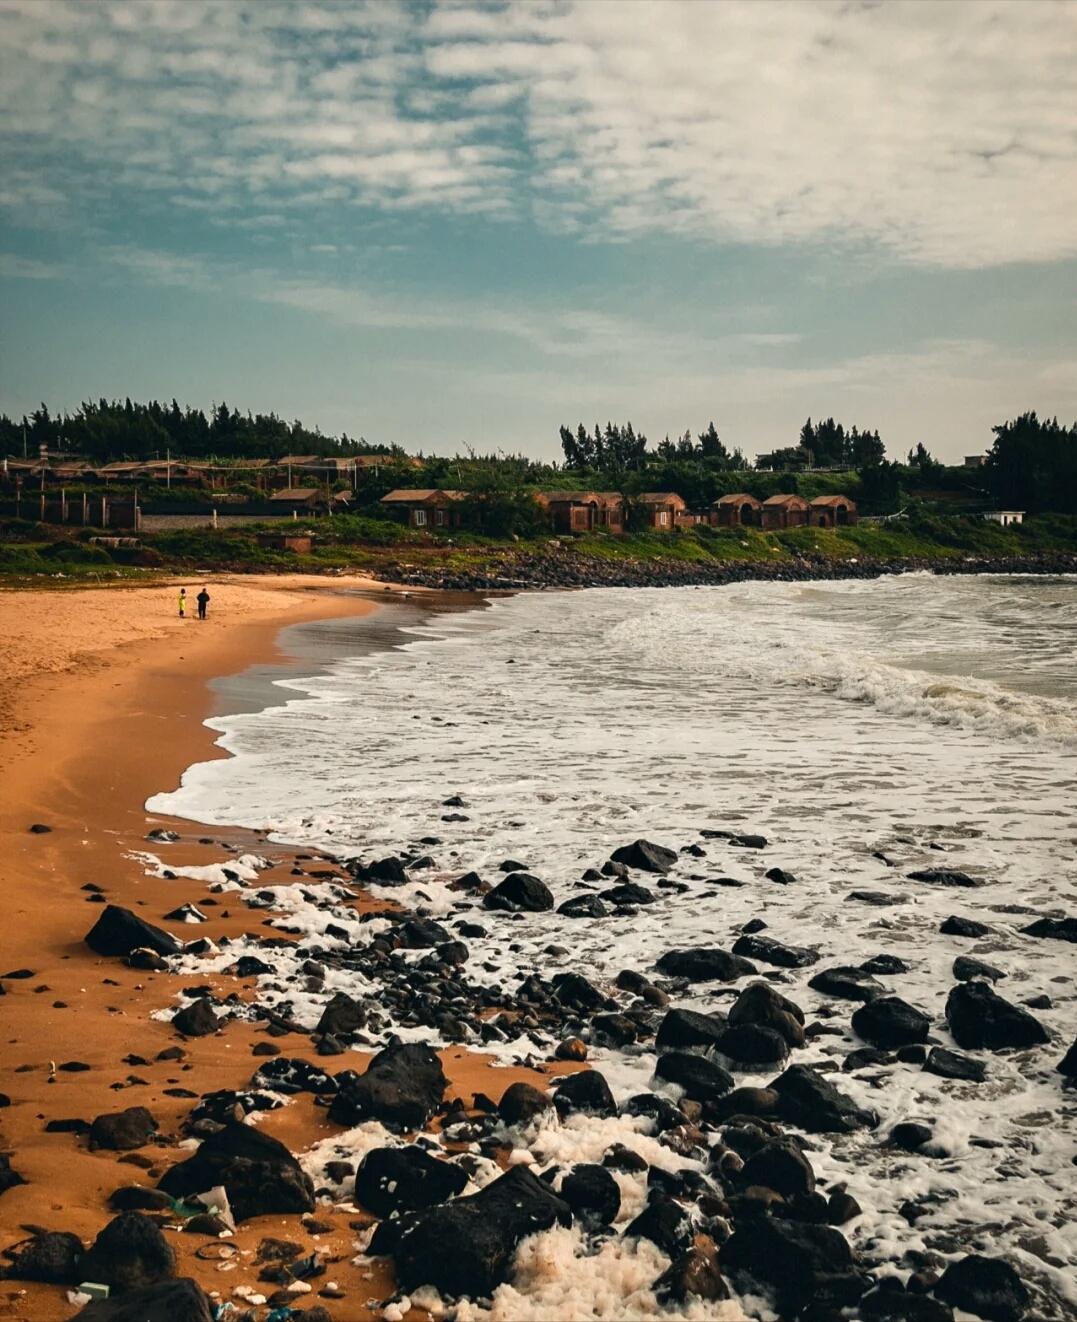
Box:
[147, 575, 1077, 1319]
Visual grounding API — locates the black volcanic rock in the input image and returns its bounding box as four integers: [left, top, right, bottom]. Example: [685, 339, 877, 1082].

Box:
[557, 894, 609, 919]
[924, 1047, 986, 1082]
[315, 991, 365, 1037]
[0, 1153, 27, 1197]
[851, 997, 931, 1049]
[85, 906, 180, 958]
[498, 1081, 552, 1127]
[392, 1166, 570, 1298]
[810, 966, 884, 1001]
[89, 1107, 158, 1152]
[716, 1023, 790, 1066]
[738, 1138, 815, 1198]
[729, 981, 805, 1047]
[908, 869, 982, 888]
[721, 1217, 862, 1315]
[553, 1069, 617, 1117]
[561, 1163, 620, 1225]
[941, 916, 991, 937]
[610, 839, 678, 873]
[483, 873, 554, 912]
[329, 1042, 448, 1131]
[770, 1064, 877, 1133]
[934, 1254, 1029, 1321]
[655, 947, 757, 983]
[78, 1212, 175, 1294]
[655, 1007, 727, 1053]
[73, 1278, 214, 1321]
[945, 982, 1049, 1051]
[953, 955, 1004, 983]
[171, 998, 220, 1037]
[1021, 916, 1077, 943]
[157, 1123, 314, 1222]
[0, 1229, 84, 1283]
[731, 933, 818, 969]
[355, 1146, 468, 1218]
[654, 1051, 734, 1102]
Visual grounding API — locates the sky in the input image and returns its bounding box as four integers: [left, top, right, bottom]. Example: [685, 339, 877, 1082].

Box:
[1, 0, 1076, 463]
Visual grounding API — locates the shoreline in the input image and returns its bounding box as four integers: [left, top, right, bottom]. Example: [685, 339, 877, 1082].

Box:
[0, 577, 569, 1322]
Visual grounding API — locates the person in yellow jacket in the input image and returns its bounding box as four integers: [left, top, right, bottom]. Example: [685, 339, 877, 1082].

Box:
[178, 587, 187, 618]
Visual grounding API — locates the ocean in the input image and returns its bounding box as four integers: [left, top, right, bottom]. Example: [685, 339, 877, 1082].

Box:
[148, 574, 1077, 1319]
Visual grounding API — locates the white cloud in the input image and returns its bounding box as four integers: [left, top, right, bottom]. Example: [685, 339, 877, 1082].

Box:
[0, 252, 62, 279]
[0, 0, 1075, 268]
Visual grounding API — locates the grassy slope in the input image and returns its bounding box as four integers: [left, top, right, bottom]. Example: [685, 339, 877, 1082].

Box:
[2, 514, 1077, 586]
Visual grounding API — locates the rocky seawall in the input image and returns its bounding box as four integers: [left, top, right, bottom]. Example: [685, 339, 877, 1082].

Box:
[384, 549, 1077, 592]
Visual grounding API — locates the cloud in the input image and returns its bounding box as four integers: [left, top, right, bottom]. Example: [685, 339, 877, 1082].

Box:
[0, 1, 1074, 268]
[0, 252, 63, 279]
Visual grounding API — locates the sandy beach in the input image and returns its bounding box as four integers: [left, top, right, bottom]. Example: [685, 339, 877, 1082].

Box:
[0, 577, 571, 1321]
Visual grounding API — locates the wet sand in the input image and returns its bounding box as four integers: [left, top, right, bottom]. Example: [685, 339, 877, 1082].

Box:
[0, 577, 572, 1321]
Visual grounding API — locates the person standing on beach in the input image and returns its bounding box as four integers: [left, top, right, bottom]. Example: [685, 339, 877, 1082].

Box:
[178, 587, 187, 618]
[196, 587, 210, 620]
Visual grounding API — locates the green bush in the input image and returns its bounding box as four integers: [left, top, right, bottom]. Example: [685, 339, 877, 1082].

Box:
[38, 540, 114, 564]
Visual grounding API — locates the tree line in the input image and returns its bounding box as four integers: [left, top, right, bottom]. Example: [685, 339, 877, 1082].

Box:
[0, 399, 399, 463]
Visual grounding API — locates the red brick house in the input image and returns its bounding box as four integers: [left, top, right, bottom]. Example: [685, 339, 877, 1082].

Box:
[710, 493, 762, 527]
[537, 490, 625, 534]
[760, 493, 810, 530]
[379, 488, 467, 529]
[637, 492, 687, 530]
[809, 495, 858, 527]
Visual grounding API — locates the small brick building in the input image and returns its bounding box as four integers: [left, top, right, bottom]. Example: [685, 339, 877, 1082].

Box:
[760, 493, 810, 530]
[637, 492, 687, 530]
[538, 491, 625, 534]
[809, 495, 858, 527]
[711, 493, 763, 527]
[379, 488, 467, 529]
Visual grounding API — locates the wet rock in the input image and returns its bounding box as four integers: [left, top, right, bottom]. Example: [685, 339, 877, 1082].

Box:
[1020, 916, 1077, 943]
[716, 1023, 790, 1066]
[765, 867, 798, 885]
[28, 822, 52, 834]
[852, 997, 931, 1049]
[827, 1190, 862, 1226]
[392, 1165, 571, 1298]
[1057, 1037, 1077, 1079]
[328, 1042, 448, 1131]
[483, 872, 554, 912]
[810, 966, 884, 1001]
[858, 1284, 954, 1321]
[0, 1153, 26, 1196]
[941, 915, 992, 937]
[555, 1037, 587, 1061]
[162, 904, 206, 923]
[355, 1146, 468, 1218]
[0, 1229, 83, 1283]
[85, 906, 181, 958]
[171, 998, 220, 1037]
[551, 971, 607, 1012]
[625, 1197, 693, 1256]
[108, 1187, 175, 1212]
[253, 1057, 337, 1095]
[79, 1212, 175, 1294]
[732, 933, 818, 969]
[623, 1092, 687, 1132]
[908, 869, 982, 888]
[610, 839, 678, 874]
[655, 1007, 728, 1053]
[721, 1217, 862, 1315]
[592, 1012, 638, 1047]
[934, 1254, 1029, 1321]
[600, 882, 658, 906]
[711, 1086, 781, 1120]
[924, 1047, 986, 1083]
[315, 991, 365, 1037]
[653, 1234, 729, 1304]
[553, 1069, 617, 1117]
[89, 1107, 158, 1152]
[498, 1081, 552, 1127]
[363, 856, 408, 883]
[561, 1163, 620, 1224]
[396, 917, 451, 948]
[771, 1064, 877, 1133]
[953, 955, 1004, 983]
[889, 1122, 933, 1152]
[557, 894, 609, 919]
[655, 948, 757, 983]
[72, 1277, 214, 1321]
[157, 1122, 314, 1222]
[945, 982, 1048, 1051]
[729, 982, 805, 1048]
[655, 1052, 734, 1102]
[738, 1139, 815, 1197]
[859, 954, 910, 975]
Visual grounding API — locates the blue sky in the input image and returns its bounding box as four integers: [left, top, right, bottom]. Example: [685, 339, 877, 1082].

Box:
[1, 0, 1075, 462]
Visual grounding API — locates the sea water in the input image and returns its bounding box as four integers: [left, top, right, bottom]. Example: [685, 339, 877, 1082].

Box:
[149, 574, 1077, 1318]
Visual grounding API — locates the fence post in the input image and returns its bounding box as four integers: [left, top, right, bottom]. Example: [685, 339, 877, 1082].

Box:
[213, 508, 218, 529]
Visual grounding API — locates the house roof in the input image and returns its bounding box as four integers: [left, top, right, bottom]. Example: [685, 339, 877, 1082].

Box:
[638, 491, 687, 506]
[276, 455, 320, 466]
[810, 494, 856, 507]
[380, 488, 466, 503]
[268, 487, 321, 500]
[715, 492, 762, 506]
[537, 490, 623, 506]
[762, 492, 810, 506]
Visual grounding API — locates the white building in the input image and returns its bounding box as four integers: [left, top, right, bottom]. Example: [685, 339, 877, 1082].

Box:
[983, 510, 1024, 526]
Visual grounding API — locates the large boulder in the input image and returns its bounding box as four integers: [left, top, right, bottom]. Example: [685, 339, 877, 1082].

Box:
[610, 840, 678, 873]
[715, 1023, 790, 1067]
[924, 1047, 986, 1083]
[945, 983, 1049, 1051]
[851, 997, 931, 1049]
[1020, 916, 1077, 943]
[731, 933, 819, 968]
[85, 906, 180, 958]
[499, 1081, 553, 1127]
[653, 1235, 729, 1304]
[170, 998, 219, 1038]
[553, 1070, 617, 1117]
[655, 1007, 727, 1053]
[625, 1198, 693, 1256]
[157, 1123, 314, 1223]
[655, 1051, 734, 1102]
[738, 1138, 815, 1198]
[355, 1146, 468, 1218]
[655, 948, 757, 983]
[770, 1064, 877, 1133]
[551, 971, 607, 1012]
[78, 1213, 175, 1295]
[560, 1164, 620, 1225]
[557, 894, 609, 919]
[328, 1042, 448, 1131]
[721, 1217, 863, 1315]
[729, 982, 805, 1047]
[315, 991, 366, 1037]
[392, 1166, 571, 1297]
[0, 1230, 84, 1283]
[934, 1254, 1029, 1322]
[483, 873, 554, 913]
[73, 1278, 214, 1321]
[89, 1107, 158, 1152]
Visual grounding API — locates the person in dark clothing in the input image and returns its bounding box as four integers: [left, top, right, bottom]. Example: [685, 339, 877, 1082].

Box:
[196, 588, 210, 620]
